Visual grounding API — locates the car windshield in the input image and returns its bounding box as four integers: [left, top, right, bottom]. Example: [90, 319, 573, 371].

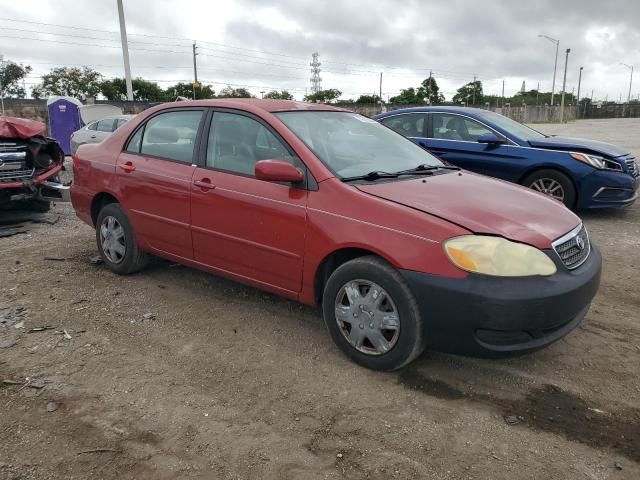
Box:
[275, 111, 443, 179]
[476, 110, 546, 141]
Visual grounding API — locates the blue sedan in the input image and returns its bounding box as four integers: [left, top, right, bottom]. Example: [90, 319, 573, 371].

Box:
[373, 107, 639, 210]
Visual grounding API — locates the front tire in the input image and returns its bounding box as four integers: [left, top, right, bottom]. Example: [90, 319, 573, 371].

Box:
[523, 169, 576, 209]
[95, 203, 148, 275]
[322, 256, 425, 371]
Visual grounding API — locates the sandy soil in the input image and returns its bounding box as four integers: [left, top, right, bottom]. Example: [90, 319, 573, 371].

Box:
[1, 119, 639, 479]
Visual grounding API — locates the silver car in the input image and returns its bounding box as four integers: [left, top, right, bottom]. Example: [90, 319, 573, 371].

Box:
[70, 115, 134, 154]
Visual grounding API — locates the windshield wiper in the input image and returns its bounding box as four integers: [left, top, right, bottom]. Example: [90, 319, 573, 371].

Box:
[394, 164, 461, 174]
[341, 171, 400, 182]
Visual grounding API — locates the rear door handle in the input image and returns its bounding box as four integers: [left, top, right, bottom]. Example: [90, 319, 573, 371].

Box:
[194, 178, 216, 191]
[90, 135, 97, 139]
[119, 161, 136, 173]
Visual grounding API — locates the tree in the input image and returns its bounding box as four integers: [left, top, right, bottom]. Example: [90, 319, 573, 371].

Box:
[217, 86, 252, 98]
[101, 78, 168, 102]
[0, 62, 32, 99]
[263, 90, 294, 100]
[452, 80, 483, 105]
[355, 94, 381, 104]
[389, 87, 421, 105]
[304, 88, 342, 103]
[417, 77, 444, 104]
[165, 82, 216, 100]
[31, 66, 103, 99]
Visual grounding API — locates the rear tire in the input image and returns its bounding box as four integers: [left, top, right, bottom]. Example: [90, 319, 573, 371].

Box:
[95, 203, 148, 275]
[523, 169, 576, 209]
[322, 256, 425, 371]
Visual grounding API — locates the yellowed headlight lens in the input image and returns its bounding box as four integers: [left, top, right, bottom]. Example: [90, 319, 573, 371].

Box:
[444, 236, 557, 277]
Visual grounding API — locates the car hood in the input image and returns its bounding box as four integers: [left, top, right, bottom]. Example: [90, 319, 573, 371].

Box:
[528, 136, 630, 158]
[356, 172, 580, 249]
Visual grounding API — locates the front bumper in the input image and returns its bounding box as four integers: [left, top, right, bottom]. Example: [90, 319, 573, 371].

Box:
[399, 245, 602, 357]
[578, 169, 638, 209]
[0, 164, 70, 204]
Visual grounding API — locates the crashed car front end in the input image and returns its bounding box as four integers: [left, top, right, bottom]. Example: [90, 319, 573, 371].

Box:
[0, 116, 70, 209]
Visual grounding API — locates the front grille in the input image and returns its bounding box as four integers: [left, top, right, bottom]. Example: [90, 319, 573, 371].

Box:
[0, 168, 34, 182]
[625, 157, 639, 177]
[552, 224, 590, 269]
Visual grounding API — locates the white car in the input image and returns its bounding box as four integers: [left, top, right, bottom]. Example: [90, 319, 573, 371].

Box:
[70, 115, 134, 154]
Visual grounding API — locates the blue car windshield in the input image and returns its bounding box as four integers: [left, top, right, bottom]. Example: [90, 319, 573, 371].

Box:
[476, 110, 547, 141]
[275, 111, 443, 178]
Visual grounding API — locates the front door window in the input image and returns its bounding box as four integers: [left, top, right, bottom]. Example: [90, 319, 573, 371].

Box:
[432, 114, 494, 142]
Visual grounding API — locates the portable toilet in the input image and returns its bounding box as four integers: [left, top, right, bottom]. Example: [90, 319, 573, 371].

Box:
[46, 96, 82, 155]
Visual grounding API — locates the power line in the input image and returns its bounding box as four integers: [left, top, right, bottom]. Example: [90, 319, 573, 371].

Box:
[0, 17, 484, 78]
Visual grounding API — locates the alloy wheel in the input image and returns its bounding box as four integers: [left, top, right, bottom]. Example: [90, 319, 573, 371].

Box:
[530, 178, 565, 202]
[334, 279, 400, 355]
[100, 216, 126, 264]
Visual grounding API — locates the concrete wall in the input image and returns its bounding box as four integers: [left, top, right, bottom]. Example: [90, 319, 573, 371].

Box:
[4, 98, 639, 126]
[334, 103, 580, 123]
[581, 103, 640, 119]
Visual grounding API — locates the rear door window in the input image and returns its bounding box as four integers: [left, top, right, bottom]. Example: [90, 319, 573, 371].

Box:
[139, 110, 204, 163]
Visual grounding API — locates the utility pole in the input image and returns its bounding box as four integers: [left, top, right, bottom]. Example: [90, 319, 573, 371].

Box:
[0, 54, 6, 115]
[536, 81, 540, 105]
[576, 66, 583, 117]
[379, 72, 383, 111]
[621, 63, 634, 117]
[560, 48, 570, 122]
[501, 79, 505, 108]
[538, 34, 559, 106]
[116, 0, 134, 101]
[472, 75, 477, 105]
[192, 41, 199, 100]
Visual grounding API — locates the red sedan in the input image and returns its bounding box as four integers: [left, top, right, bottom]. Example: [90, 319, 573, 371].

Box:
[71, 100, 601, 370]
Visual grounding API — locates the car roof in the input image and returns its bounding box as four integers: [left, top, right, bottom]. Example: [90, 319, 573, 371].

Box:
[375, 106, 491, 117]
[153, 98, 349, 114]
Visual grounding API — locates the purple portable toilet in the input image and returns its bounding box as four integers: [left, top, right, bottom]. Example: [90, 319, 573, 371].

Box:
[47, 96, 82, 155]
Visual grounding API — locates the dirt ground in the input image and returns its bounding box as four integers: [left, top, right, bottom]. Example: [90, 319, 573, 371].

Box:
[1, 119, 639, 480]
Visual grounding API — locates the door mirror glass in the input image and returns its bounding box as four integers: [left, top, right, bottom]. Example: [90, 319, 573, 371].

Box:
[477, 133, 506, 144]
[255, 159, 304, 183]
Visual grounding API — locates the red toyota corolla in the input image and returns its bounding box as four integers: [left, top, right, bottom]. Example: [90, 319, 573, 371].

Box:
[71, 99, 601, 370]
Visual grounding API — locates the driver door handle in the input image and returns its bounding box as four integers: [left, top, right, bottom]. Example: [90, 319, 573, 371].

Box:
[118, 161, 136, 173]
[194, 179, 216, 191]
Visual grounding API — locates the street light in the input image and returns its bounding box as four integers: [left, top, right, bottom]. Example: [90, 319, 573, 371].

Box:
[576, 66, 583, 118]
[560, 48, 571, 123]
[538, 34, 559, 106]
[621, 63, 634, 116]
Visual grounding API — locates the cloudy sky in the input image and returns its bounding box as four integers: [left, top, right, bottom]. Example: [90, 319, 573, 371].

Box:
[0, 0, 638, 102]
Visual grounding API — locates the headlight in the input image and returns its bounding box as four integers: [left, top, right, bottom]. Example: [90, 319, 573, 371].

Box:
[570, 152, 622, 171]
[444, 236, 557, 277]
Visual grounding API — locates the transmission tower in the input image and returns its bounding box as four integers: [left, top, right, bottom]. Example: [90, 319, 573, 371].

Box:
[310, 52, 322, 94]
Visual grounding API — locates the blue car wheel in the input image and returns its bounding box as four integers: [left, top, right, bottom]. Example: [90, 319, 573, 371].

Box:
[523, 169, 576, 209]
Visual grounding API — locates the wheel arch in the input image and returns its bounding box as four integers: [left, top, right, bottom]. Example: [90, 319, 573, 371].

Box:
[313, 247, 395, 306]
[90, 191, 121, 226]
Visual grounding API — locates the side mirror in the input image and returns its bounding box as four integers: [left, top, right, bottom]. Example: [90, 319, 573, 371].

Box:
[255, 159, 304, 183]
[477, 133, 506, 144]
